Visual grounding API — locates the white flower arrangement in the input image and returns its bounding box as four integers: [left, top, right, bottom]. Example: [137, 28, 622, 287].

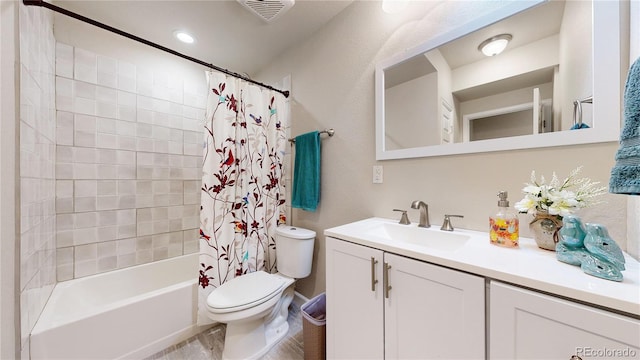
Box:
[515, 166, 607, 218]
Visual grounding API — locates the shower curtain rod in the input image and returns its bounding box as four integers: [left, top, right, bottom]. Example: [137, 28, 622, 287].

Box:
[22, 0, 290, 98]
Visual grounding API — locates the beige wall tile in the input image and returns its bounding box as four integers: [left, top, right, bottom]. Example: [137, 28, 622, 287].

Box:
[52, 42, 205, 283]
[97, 180, 117, 195]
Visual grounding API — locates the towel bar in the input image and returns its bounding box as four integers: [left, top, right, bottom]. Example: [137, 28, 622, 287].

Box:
[288, 128, 335, 144]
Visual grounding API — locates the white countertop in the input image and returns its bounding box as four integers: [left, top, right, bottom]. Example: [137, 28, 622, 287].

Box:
[324, 217, 640, 317]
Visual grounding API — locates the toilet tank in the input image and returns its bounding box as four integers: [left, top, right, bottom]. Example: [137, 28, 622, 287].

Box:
[275, 226, 315, 278]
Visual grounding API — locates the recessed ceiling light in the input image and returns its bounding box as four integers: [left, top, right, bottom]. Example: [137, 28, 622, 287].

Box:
[174, 31, 195, 44]
[478, 34, 512, 57]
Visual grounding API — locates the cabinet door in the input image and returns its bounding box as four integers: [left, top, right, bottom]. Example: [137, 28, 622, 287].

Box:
[326, 237, 384, 359]
[384, 253, 486, 359]
[490, 281, 640, 360]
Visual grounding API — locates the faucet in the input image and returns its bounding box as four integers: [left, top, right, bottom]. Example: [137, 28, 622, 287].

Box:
[410, 200, 430, 228]
[393, 209, 411, 225]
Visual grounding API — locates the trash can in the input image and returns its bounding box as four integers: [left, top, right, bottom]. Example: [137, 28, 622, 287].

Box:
[301, 292, 326, 360]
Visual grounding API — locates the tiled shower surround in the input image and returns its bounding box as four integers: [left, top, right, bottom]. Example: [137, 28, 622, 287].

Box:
[54, 43, 206, 281]
[19, 2, 57, 348]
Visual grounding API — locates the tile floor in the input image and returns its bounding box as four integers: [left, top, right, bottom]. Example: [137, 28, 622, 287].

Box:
[144, 303, 305, 360]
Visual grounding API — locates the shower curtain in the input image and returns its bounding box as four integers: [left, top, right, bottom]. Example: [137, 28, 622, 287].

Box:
[198, 71, 289, 325]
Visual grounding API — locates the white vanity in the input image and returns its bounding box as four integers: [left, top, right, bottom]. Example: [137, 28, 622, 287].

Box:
[324, 218, 640, 359]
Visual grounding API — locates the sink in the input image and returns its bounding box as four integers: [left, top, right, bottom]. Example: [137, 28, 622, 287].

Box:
[367, 222, 470, 251]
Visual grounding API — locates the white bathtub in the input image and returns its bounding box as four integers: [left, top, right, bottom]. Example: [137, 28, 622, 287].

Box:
[30, 253, 210, 359]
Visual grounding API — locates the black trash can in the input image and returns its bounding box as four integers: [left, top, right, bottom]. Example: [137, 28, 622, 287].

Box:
[301, 292, 326, 360]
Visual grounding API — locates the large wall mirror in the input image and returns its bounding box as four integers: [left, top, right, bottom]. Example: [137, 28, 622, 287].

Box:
[375, 0, 626, 160]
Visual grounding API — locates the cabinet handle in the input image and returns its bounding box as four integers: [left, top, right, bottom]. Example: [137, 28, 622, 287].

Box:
[383, 262, 392, 299]
[370, 257, 378, 292]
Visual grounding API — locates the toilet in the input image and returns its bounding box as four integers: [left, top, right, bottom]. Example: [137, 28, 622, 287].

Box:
[205, 225, 316, 360]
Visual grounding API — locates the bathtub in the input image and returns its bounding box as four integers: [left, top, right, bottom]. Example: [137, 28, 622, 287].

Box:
[30, 253, 210, 359]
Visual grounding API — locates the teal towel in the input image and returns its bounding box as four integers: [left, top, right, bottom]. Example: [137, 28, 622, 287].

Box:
[570, 123, 590, 130]
[610, 57, 640, 195]
[292, 131, 321, 211]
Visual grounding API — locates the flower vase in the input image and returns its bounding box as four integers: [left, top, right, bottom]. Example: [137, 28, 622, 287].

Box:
[529, 211, 563, 251]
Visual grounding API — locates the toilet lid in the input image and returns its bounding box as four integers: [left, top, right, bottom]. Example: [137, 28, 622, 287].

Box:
[276, 226, 316, 239]
[207, 271, 286, 311]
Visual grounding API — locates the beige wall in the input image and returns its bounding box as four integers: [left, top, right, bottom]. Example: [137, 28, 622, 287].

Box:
[385, 73, 438, 149]
[257, 0, 634, 299]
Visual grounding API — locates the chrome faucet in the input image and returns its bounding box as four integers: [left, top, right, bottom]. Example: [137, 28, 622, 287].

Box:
[410, 200, 430, 228]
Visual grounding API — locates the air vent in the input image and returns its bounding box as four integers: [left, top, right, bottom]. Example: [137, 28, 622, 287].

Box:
[237, 0, 295, 22]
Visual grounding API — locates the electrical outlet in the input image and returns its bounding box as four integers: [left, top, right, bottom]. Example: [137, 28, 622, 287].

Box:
[373, 165, 383, 184]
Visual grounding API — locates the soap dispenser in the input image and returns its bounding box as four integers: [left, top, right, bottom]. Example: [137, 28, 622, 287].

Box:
[490, 191, 519, 248]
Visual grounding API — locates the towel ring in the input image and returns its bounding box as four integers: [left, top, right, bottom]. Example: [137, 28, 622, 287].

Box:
[573, 96, 593, 127]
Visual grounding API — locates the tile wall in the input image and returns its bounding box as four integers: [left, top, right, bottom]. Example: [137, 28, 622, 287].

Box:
[54, 43, 206, 281]
[18, 2, 57, 350]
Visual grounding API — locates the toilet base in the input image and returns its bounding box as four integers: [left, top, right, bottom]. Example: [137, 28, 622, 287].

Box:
[221, 285, 295, 360]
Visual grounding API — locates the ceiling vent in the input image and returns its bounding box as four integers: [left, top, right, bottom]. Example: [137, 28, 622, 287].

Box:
[237, 0, 295, 22]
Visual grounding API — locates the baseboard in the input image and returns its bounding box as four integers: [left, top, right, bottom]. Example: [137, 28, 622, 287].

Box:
[293, 291, 309, 308]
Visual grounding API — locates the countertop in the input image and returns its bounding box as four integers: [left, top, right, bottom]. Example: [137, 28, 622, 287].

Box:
[324, 217, 640, 317]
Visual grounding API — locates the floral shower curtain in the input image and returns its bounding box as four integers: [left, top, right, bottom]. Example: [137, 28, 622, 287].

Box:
[198, 71, 289, 325]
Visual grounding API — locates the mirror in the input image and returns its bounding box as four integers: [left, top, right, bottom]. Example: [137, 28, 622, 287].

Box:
[376, 0, 624, 160]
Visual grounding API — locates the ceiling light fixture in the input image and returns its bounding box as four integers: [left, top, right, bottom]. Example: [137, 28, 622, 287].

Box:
[174, 31, 195, 44]
[478, 34, 512, 57]
[382, 0, 408, 14]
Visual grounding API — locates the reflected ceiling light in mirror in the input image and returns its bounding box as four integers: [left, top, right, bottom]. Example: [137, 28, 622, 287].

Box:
[478, 34, 512, 56]
[174, 30, 195, 44]
[382, 0, 408, 14]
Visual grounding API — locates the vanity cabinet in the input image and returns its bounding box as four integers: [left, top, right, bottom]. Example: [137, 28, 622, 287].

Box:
[326, 237, 485, 359]
[325, 218, 640, 360]
[489, 281, 640, 360]
[326, 237, 384, 359]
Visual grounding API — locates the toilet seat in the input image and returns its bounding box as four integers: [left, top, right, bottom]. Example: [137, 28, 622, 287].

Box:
[207, 271, 286, 313]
